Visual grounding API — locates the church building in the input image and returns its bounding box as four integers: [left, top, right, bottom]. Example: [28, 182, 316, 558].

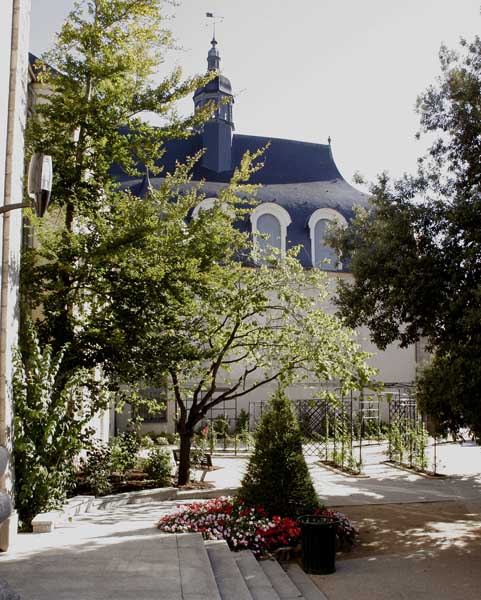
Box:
[115, 38, 419, 431]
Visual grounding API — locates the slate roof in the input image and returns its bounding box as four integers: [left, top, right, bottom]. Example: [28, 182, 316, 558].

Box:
[194, 74, 233, 97]
[116, 132, 368, 269]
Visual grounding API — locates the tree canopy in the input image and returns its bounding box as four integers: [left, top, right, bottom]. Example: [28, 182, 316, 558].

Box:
[330, 36, 481, 438]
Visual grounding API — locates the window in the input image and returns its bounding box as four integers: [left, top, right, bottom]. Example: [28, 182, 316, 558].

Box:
[192, 197, 218, 218]
[308, 208, 347, 270]
[250, 203, 291, 261]
[192, 197, 233, 219]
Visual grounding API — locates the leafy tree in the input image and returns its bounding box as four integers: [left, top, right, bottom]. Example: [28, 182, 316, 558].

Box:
[239, 387, 320, 518]
[19, 0, 214, 513]
[25, 0, 212, 383]
[61, 155, 374, 484]
[329, 36, 481, 437]
[24, 0, 374, 492]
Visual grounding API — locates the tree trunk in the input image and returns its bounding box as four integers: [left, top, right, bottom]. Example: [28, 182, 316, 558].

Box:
[177, 429, 193, 486]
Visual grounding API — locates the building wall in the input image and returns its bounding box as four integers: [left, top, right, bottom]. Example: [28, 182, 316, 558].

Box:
[0, 0, 31, 550]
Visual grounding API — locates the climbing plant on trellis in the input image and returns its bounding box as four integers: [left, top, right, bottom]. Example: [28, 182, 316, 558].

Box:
[387, 387, 429, 471]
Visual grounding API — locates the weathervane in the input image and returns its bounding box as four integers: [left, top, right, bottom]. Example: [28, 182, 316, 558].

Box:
[206, 12, 224, 40]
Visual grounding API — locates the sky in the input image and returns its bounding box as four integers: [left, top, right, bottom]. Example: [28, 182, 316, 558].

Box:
[29, 0, 481, 189]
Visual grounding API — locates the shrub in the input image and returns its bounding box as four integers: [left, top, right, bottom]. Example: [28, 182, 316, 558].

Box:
[79, 441, 113, 496]
[239, 387, 320, 518]
[12, 323, 100, 529]
[144, 448, 172, 486]
[109, 432, 140, 472]
[213, 415, 230, 438]
[156, 436, 170, 446]
[156, 432, 178, 445]
[235, 409, 250, 433]
[140, 433, 156, 448]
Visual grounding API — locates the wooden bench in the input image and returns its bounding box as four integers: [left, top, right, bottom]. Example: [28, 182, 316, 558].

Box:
[172, 449, 214, 482]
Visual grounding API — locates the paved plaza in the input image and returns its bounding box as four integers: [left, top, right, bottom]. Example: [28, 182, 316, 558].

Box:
[0, 442, 480, 599]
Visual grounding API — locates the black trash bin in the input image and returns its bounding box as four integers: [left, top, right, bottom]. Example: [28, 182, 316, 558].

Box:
[298, 514, 340, 574]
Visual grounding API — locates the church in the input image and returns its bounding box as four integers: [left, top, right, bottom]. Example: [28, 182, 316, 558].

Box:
[114, 38, 419, 432]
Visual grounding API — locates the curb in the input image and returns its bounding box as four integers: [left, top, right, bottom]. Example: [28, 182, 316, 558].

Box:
[33, 487, 241, 532]
[32, 495, 95, 533]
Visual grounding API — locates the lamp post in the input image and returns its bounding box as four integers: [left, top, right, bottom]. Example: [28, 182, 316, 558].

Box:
[0, 153, 52, 217]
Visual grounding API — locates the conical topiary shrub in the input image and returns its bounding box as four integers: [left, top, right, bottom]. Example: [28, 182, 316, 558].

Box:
[239, 387, 321, 518]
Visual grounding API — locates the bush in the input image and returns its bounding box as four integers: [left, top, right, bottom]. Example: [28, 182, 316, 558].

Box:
[12, 323, 99, 529]
[156, 432, 178, 445]
[109, 432, 140, 473]
[144, 448, 172, 486]
[156, 436, 170, 446]
[80, 441, 113, 496]
[235, 409, 250, 433]
[213, 415, 230, 438]
[140, 434, 155, 449]
[239, 387, 320, 518]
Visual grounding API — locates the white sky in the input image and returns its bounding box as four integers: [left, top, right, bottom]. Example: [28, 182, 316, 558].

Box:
[30, 0, 481, 188]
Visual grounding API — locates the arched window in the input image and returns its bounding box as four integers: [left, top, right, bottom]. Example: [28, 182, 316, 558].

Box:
[308, 208, 347, 270]
[250, 203, 291, 261]
[191, 197, 218, 218]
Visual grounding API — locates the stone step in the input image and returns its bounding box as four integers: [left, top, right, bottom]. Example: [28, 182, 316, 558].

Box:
[234, 550, 280, 600]
[260, 559, 304, 600]
[177, 533, 222, 600]
[284, 563, 329, 600]
[206, 540, 253, 600]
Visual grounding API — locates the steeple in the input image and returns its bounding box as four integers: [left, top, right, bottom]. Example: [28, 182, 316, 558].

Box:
[193, 38, 235, 173]
[207, 38, 220, 72]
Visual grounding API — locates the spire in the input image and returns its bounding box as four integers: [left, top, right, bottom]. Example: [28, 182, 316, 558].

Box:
[207, 37, 220, 72]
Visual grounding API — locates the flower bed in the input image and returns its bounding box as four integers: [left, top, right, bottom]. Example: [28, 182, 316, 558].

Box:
[157, 496, 357, 557]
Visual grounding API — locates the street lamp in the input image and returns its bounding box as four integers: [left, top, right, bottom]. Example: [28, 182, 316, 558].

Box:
[0, 153, 52, 217]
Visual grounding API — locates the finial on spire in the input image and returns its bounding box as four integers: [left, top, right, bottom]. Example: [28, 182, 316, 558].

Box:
[206, 12, 223, 42]
[328, 136, 332, 145]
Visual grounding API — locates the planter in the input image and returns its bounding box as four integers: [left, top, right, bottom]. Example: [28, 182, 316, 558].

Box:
[298, 514, 340, 574]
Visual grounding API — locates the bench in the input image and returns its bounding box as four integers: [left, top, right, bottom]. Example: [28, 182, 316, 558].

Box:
[172, 449, 214, 482]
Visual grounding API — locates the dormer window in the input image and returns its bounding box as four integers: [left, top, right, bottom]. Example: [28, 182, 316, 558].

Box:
[308, 208, 347, 270]
[250, 203, 291, 261]
[192, 197, 218, 218]
[192, 197, 234, 219]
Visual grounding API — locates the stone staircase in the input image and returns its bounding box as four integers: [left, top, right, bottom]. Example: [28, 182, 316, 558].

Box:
[179, 533, 328, 600]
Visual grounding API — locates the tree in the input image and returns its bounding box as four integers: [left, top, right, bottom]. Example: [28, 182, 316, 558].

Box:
[329, 36, 481, 438]
[25, 0, 212, 385]
[239, 387, 320, 518]
[25, 0, 374, 490]
[61, 154, 375, 484]
[19, 0, 215, 510]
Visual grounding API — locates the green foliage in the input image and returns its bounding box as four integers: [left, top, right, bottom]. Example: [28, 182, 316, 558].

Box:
[329, 35, 481, 436]
[239, 388, 321, 518]
[109, 432, 140, 472]
[235, 409, 250, 433]
[13, 322, 102, 529]
[143, 448, 172, 486]
[79, 441, 113, 496]
[212, 415, 230, 438]
[24, 0, 214, 388]
[25, 1, 375, 491]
